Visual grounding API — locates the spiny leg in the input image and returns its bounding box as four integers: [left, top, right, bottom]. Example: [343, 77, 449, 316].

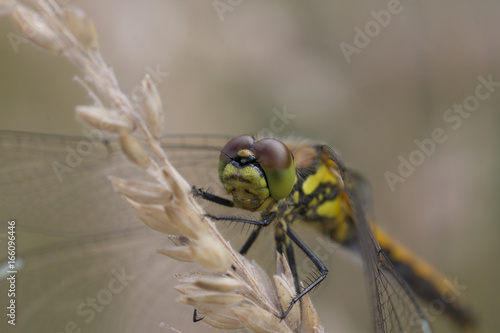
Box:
[192, 186, 234, 207]
[206, 212, 275, 227]
[285, 237, 301, 298]
[275, 223, 303, 315]
[239, 226, 262, 256]
[279, 225, 328, 320]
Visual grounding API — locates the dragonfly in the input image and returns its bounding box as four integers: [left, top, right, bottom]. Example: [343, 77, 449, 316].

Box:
[0, 130, 475, 332]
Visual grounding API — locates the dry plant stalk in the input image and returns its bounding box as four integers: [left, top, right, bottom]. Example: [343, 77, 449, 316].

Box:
[2, 1, 324, 332]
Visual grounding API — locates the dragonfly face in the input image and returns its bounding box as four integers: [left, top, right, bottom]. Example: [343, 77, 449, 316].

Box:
[218, 135, 296, 211]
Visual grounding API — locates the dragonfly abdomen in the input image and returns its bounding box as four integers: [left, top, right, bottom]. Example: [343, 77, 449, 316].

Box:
[372, 225, 476, 328]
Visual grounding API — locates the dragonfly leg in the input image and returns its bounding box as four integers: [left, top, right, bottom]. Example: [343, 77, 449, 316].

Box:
[206, 212, 275, 227]
[192, 186, 234, 207]
[239, 226, 262, 255]
[192, 308, 204, 322]
[274, 226, 301, 314]
[279, 226, 328, 320]
[285, 238, 301, 296]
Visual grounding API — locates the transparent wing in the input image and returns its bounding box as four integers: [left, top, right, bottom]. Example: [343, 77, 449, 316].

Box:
[0, 130, 236, 333]
[348, 169, 375, 220]
[321, 146, 433, 333]
[0, 228, 225, 333]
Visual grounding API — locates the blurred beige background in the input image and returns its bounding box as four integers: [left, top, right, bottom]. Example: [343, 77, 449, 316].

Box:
[1, 0, 499, 332]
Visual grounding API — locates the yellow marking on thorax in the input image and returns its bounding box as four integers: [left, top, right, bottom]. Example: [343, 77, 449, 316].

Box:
[317, 200, 341, 218]
[296, 160, 354, 242]
[302, 163, 338, 195]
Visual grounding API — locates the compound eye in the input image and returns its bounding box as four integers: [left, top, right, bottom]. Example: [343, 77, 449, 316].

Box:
[253, 138, 291, 170]
[219, 135, 254, 165]
[218, 135, 254, 180]
[253, 138, 296, 200]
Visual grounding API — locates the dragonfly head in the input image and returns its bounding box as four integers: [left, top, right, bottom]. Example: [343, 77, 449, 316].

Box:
[218, 135, 296, 211]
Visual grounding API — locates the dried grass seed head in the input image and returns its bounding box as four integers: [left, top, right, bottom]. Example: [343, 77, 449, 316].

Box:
[119, 130, 151, 169]
[64, 5, 98, 49]
[76, 105, 134, 133]
[141, 74, 164, 139]
[11, 3, 64, 53]
[109, 176, 172, 205]
[0, 0, 15, 16]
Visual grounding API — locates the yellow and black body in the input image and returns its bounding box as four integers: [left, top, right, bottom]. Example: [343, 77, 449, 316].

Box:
[197, 135, 475, 331]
